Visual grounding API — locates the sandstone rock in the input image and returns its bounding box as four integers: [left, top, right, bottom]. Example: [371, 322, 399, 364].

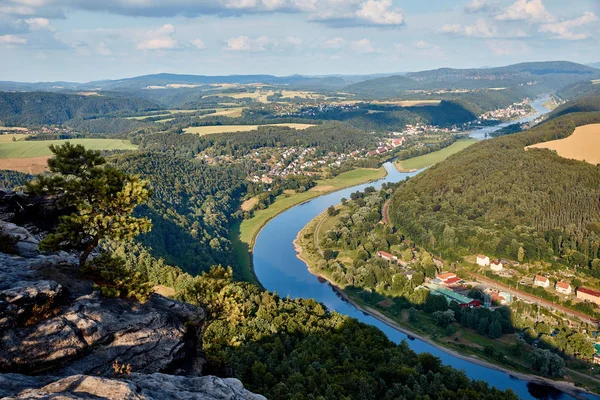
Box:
[0, 220, 40, 257]
[0, 373, 266, 400]
[1, 291, 205, 376]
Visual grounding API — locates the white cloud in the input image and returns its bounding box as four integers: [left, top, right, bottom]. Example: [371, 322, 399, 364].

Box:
[225, 0, 258, 9]
[355, 0, 404, 26]
[464, 0, 493, 13]
[24, 17, 51, 30]
[96, 41, 112, 56]
[322, 37, 345, 49]
[495, 0, 554, 22]
[225, 35, 271, 51]
[0, 34, 27, 45]
[351, 38, 377, 53]
[137, 24, 178, 50]
[539, 11, 598, 40]
[440, 19, 527, 38]
[191, 38, 206, 49]
[441, 19, 497, 38]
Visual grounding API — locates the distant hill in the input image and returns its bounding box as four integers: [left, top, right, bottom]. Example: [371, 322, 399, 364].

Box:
[343, 76, 418, 98]
[0, 91, 158, 126]
[547, 95, 600, 121]
[557, 80, 600, 101]
[588, 62, 600, 70]
[344, 61, 600, 98]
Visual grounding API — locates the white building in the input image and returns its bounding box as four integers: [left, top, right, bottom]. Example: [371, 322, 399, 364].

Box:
[534, 275, 550, 288]
[490, 260, 503, 272]
[555, 281, 572, 295]
[476, 254, 490, 267]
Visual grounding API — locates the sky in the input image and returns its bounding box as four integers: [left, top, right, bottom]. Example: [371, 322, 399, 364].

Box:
[0, 0, 599, 82]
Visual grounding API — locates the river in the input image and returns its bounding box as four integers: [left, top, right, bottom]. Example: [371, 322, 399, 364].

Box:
[253, 95, 596, 399]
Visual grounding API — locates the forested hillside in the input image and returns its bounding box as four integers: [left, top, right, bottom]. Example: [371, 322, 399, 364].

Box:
[137, 122, 379, 157]
[547, 95, 600, 121]
[557, 81, 600, 101]
[389, 110, 600, 272]
[111, 152, 247, 276]
[0, 91, 158, 126]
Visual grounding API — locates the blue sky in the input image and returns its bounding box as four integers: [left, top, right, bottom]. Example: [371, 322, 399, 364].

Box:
[0, 0, 598, 82]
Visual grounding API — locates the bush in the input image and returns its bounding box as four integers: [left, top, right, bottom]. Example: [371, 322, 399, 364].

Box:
[84, 252, 153, 302]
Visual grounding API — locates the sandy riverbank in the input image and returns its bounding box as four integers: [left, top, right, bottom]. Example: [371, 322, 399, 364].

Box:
[293, 232, 596, 400]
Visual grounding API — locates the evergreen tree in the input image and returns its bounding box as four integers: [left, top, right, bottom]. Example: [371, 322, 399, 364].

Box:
[27, 142, 152, 267]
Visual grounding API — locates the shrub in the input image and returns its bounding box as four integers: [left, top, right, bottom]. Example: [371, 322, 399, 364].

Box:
[84, 252, 153, 302]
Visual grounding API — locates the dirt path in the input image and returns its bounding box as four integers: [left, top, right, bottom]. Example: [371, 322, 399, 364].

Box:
[467, 272, 598, 325]
[382, 199, 391, 224]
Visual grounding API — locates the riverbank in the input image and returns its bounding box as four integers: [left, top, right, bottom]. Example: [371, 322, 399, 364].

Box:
[293, 227, 595, 399]
[231, 166, 388, 284]
[395, 138, 477, 172]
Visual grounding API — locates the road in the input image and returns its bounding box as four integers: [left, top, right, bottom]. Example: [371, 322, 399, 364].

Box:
[467, 271, 598, 325]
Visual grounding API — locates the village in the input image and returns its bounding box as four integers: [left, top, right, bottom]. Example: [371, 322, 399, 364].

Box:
[374, 249, 600, 362]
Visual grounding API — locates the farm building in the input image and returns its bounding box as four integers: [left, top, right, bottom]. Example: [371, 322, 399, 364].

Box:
[435, 272, 457, 284]
[534, 275, 550, 288]
[577, 287, 600, 306]
[477, 254, 490, 267]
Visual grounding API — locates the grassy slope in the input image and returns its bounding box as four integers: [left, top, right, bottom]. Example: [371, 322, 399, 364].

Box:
[396, 138, 477, 171]
[0, 139, 137, 158]
[231, 167, 387, 284]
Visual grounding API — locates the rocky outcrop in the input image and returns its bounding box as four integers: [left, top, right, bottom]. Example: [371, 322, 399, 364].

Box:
[0, 252, 205, 376]
[0, 191, 264, 400]
[1, 373, 266, 400]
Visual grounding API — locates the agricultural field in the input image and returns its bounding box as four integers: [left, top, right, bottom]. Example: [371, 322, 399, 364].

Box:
[370, 100, 442, 107]
[0, 139, 138, 173]
[396, 138, 477, 171]
[183, 123, 315, 136]
[198, 107, 245, 119]
[127, 109, 197, 121]
[0, 134, 30, 142]
[526, 123, 600, 165]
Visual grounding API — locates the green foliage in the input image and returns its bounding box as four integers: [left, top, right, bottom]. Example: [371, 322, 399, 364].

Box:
[26, 142, 152, 266]
[176, 267, 518, 400]
[0, 170, 33, 189]
[85, 252, 153, 302]
[111, 151, 246, 277]
[528, 349, 565, 377]
[0, 91, 158, 126]
[389, 111, 600, 272]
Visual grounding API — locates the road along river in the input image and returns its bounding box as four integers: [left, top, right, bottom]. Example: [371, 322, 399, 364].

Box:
[253, 96, 597, 399]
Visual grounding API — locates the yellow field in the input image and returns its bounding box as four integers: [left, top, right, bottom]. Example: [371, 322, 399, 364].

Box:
[0, 127, 28, 131]
[199, 107, 245, 119]
[0, 134, 30, 142]
[0, 156, 50, 174]
[370, 100, 441, 107]
[184, 123, 315, 135]
[214, 89, 323, 103]
[526, 124, 600, 165]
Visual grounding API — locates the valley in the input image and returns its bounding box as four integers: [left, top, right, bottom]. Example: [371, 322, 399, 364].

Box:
[2, 58, 600, 400]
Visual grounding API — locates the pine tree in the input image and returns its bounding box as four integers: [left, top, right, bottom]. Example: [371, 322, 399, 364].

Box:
[27, 142, 152, 267]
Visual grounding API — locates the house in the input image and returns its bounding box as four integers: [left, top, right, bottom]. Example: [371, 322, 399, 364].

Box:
[490, 260, 503, 271]
[261, 177, 273, 184]
[534, 275, 550, 288]
[476, 254, 490, 267]
[436, 272, 457, 283]
[376, 147, 387, 154]
[377, 251, 397, 261]
[577, 287, 600, 306]
[368, 150, 378, 156]
[556, 281, 572, 295]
